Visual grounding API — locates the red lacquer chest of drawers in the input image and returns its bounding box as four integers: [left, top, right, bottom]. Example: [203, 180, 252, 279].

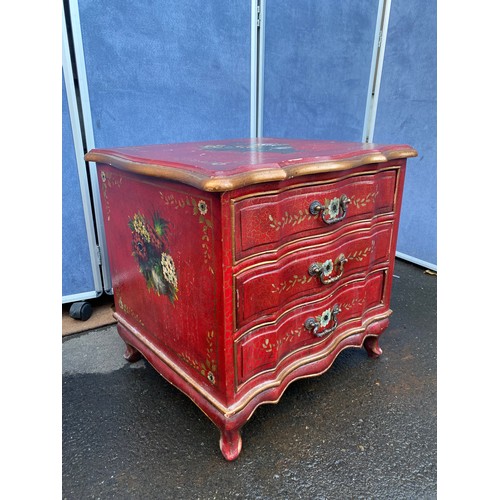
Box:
[85, 138, 417, 460]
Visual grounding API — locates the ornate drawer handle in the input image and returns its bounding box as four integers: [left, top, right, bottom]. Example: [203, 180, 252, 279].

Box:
[309, 194, 351, 224]
[309, 254, 348, 285]
[304, 304, 340, 338]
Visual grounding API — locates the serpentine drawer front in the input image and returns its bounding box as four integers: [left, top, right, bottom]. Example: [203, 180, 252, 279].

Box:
[232, 167, 399, 263]
[234, 221, 393, 330]
[85, 138, 417, 461]
[235, 268, 388, 387]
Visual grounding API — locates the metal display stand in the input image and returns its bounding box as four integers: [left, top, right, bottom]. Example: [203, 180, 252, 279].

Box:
[67, 0, 113, 294]
[62, 6, 103, 304]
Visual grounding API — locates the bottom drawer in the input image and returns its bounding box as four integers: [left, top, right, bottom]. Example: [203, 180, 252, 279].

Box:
[235, 269, 388, 388]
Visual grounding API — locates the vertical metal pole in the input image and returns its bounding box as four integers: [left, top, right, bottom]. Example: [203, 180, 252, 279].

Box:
[256, 0, 266, 138]
[250, 0, 259, 138]
[62, 6, 102, 300]
[68, 0, 113, 293]
[362, 0, 392, 143]
[250, 0, 266, 138]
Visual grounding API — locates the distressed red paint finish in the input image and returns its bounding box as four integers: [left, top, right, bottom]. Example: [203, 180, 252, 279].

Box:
[86, 138, 416, 460]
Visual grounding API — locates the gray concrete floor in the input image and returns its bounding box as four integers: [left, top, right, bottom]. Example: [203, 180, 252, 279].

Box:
[63, 259, 436, 499]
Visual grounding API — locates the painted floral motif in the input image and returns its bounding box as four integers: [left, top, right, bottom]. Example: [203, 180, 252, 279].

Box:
[350, 189, 379, 208]
[160, 193, 215, 274]
[271, 241, 375, 295]
[161, 253, 178, 291]
[116, 292, 145, 326]
[326, 198, 340, 219]
[262, 327, 303, 353]
[178, 330, 217, 385]
[268, 210, 317, 231]
[100, 170, 122, 221]
[319, 308, 332, 328]
[267, 186, 381, 232]
[267, 196, 343, 231]
[202, 142, 297, 154]
[200, 330, 217, 384]
[271, 274, 313, 294]
[341, 297, 364, 311]
[346, 240, 376, 262]
[197, 200, 208, 216]
[322, 259, 334, 277]
[128, 211, 178, 303]
[131, 213, 151, 242]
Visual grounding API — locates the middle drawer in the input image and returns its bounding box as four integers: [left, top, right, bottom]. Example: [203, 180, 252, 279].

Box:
[234, 221, 393, 331]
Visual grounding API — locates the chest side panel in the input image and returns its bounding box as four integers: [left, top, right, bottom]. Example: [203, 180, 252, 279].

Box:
[98, 166, 224, 394]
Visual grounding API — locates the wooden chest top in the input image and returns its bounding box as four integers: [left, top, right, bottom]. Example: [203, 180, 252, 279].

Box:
[85, 138, 417, 192]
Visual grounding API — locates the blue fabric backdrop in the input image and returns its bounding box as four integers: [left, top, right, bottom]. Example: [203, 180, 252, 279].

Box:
[78, 0, 251, 147]
[263, 0, 436, 266]
[263, 0, 378, 141]
[62, 73, 96, 298]
[66, 0, 436, 289]
[375, 0, 437, 266]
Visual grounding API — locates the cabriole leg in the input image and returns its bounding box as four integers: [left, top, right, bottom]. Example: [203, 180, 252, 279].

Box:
[219, 428, 242, 461]
[123, 342, 142, 363]
[364, 335, 383, 358]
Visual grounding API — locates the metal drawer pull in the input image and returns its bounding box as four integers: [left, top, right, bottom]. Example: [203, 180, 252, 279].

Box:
[309, 194, 350, 224]
[304, 304, 340, 338]
[309, 254, 348, 285]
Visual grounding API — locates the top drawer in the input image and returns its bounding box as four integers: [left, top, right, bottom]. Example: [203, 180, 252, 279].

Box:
[232, 167, 399, 263]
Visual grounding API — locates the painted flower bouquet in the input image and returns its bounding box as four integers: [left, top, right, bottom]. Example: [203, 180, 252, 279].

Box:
[128, 211, 178, 303]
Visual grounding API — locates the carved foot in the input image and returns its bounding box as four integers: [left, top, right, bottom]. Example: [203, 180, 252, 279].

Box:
[219, 428, 242, 461]
[364, 336, 383, 358]
[123, 343, 142, 363]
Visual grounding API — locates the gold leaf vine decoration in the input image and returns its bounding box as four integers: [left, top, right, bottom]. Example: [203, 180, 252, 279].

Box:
[160, 192, 215, 274]
[345, 240, 376, 262]
[268, 209, 317, 231]
[262, 327, 303, 353]
[116, 292, 144, 326]
[100, 170, 123, 221]
[178, 330, 217, 385]
[340, 297, 365, 311]
[271, 274, 313, 294]
[271, 241, 374, 294]
[350, 189, 379, 209]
